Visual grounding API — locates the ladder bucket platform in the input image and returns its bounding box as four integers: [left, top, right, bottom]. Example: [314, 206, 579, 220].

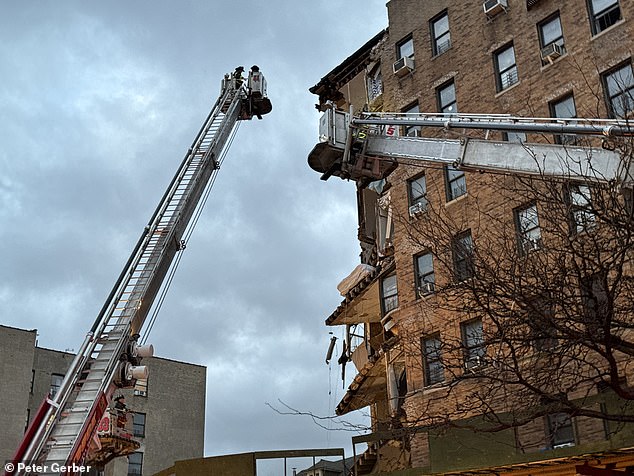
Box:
[86, 409, 141, 467]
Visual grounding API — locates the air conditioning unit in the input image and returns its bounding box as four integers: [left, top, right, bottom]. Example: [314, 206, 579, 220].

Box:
[483, 0, 508, 16]
[408, 201, 426, 217]
[465, 355, 486, 372]
[540, 43, 564, 63]
[418, 281, 435, 296]
[393, 56, 414, 77]
[522, 238, 542, 253]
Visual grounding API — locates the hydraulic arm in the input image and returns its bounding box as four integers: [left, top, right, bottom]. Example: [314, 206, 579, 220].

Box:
[308, 109, 634, 188]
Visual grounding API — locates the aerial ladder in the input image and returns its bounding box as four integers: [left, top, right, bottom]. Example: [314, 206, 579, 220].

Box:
[6, 66, 271, 476]
[308, 108, 634, 189]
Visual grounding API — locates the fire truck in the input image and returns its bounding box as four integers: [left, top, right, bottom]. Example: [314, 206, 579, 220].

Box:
[6, 66, 271, 476]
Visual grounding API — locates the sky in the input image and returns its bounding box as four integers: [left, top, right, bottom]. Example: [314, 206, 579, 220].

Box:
[0, 0, 389, 471]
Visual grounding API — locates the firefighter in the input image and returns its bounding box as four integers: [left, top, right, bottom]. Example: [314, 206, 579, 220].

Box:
[114, 395, 127, 411]
[233, 66, 245, 88]
[114, 395, 128, 430]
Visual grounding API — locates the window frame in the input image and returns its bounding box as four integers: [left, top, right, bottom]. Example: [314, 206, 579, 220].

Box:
[415, 251, 435, 297]
[452, 230, 474, 282]
[602, 61, 634, 118]
[437, 79, 458, 114]
[50, 373, 64, 399]
[397, 35, 414, 60]
[430, 10, 451, 56]
[408, 173, 428, 212]
[538, 12, 566, 63]
[549, 94, 578, 144]
[127, 452, 144, 476]
[402, 102, 421, 137]
[422, 334, 444, 386]
[515, 203, 542, 254]
[528, 295, 558, 351]
[132, 412, 146, 438]
[587, 0, 622, 35]
[494, 43, 519, 92]
[367, 63, 383, 102]
[546, 413, 576, 448]
[580, 271, 610, 322]
[381, 274, 399, 315]
[502, 131, 527, 143]
[461, 319, 486, 369]
[567, 183, 596, 233]
[445, 165, 467, 201]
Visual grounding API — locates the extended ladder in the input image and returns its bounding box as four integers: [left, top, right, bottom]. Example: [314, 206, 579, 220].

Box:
[10, 69, 270, 476]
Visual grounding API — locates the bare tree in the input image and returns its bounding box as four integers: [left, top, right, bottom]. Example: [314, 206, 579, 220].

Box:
[392, 134, 634, 437]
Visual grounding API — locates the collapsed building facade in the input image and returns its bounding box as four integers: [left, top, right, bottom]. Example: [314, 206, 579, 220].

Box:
[309, 0, 634, 474]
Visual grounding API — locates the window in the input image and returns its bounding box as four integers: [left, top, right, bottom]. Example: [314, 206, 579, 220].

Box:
[431, 11, 451, 56]
[503, 131, 527, 143]
[408, 174, 427, 214]
[494, 44, 519, 91]
[134, 378, 148, 397]
[515, 204, 542, 254]
[550, 94, 577, 144]
[602, 62, 634, 118]
[528, 297, 558, 351]
[588, 0, 621, 34]
[547, 413, 575, 448]
[127, 452, 143, 476]
[422, 335, 444, 386]
[452, 231, 474, 282]
[403, 103, 421, 137]
[580, 272, 610, 322]
[568, 184, 595, 233]
[30, 369, 35, 394]
[445, 165, 466, 201]
[415, 252, 435, 296]
[397, 36, 414, 60]
[437, 80, 457, 114]
[539, 13, 565, 63]
[377, 195, 393, 254]
[381, 274, 398, 314]
[625, 188, 634, 218]
[50, 374, 64, 399]
[461, 319, 485, 369]
[367, 64, 383, 102]
[132, 412, 146, 437]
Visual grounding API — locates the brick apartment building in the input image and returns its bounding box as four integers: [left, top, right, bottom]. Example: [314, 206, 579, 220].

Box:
[309, 0, 634, 474]
[0, 325, 206, 476]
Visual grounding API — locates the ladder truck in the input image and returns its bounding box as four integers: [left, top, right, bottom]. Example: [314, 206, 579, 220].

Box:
[6, 66, 271, 476]
[308, 108, 634, 189]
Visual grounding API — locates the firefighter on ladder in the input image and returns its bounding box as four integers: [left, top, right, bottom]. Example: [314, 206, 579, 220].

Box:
[113, 395, 128, 432]
[233, 66, 245, 89]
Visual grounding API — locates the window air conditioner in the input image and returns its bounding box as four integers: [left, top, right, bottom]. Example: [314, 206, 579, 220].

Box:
[522, 238, 542, 253]
[393, 56, 414, 77]
[418, 281, 435, 296]
[466, 355, 485, 372]
[408, 202, 426, 217]
[540, 43, 564, 63]
[483, 0, 508, 16]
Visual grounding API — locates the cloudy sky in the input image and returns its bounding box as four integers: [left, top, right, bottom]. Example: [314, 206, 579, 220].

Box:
[0, 0, 388, 471]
